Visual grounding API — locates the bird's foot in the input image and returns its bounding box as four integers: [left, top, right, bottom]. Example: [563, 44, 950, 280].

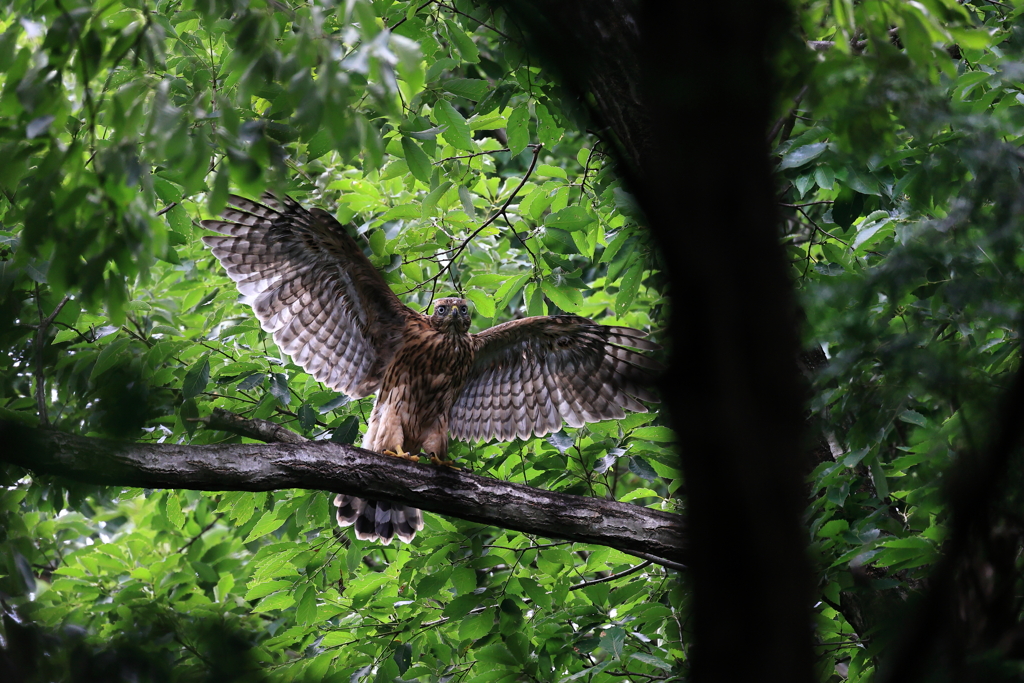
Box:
[383, 446, 420, 462]
[429, 454, 461, 470]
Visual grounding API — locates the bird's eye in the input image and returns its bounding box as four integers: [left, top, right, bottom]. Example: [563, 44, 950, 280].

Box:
[460, 305, 467, 314]
[437, 305, 446, 314]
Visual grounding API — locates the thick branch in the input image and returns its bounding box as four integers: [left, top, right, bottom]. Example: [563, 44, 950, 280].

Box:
[0, 421, 684, 563]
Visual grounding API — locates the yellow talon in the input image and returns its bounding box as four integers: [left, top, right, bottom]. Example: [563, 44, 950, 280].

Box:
[429, 454, 461, 470]
[383, 445, 419, 462]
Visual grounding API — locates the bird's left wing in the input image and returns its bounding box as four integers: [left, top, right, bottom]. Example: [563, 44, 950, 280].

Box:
[450, 316, 660, 442]
[201, 194, 420, 398]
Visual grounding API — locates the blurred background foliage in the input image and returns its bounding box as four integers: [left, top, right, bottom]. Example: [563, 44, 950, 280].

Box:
[5, 0, 1024, 681]
[776, 1, 1024, 680]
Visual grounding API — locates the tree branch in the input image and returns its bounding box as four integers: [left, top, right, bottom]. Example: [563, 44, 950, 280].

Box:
[191, 407, 308, 444]
[0, 421, 685, 564]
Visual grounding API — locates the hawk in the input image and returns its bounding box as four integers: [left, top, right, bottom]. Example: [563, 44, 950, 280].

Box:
[202, 194, 659, 544]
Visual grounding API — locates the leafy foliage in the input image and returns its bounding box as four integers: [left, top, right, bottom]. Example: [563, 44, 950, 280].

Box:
[778, 1, 1024, 679]
[0, 1, 678, 681]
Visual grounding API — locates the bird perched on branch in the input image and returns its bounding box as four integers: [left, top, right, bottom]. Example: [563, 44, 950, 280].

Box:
[202, 194, 659, 544]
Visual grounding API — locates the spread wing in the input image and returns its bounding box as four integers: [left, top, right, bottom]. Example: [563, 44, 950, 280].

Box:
[450, 316, 660, 441]
[201, 194, 420, 398]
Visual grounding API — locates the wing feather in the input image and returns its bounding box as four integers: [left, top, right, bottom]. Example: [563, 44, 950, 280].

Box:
[202, 194, 419, 398]
[450, 316, 660, 441]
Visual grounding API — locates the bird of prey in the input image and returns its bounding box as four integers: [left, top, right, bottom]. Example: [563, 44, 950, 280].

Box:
[201, 194, 659, 544]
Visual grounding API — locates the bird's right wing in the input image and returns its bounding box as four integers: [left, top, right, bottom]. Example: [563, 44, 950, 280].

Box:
[450, 315, 660, 442]
[202, 194, 419, 398]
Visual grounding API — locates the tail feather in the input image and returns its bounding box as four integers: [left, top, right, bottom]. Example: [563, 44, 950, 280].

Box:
[334, 495, 423, 544]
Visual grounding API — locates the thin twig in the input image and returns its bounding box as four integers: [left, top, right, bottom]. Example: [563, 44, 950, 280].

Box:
[388, 0, 435, 31]
[607, 670, 667, 681]
[400, 144, 543, 296]
[435, 148, 511, 164]
[435, 1, 512, 39]
[179, 513, 224, 553]
[793, 205, 850, 248]
[33, 290, 72, 427]
[568, 560, 653, 590]
[767, 85, 809, 144]
[780, 201, 834, 208]
[620, 549, 685, 572]
[483, 540, 573, 551]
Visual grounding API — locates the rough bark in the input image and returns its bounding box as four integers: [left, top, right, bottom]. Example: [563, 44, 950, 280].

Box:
[497, 0, 814, 680]
[0, 420, 684, 566]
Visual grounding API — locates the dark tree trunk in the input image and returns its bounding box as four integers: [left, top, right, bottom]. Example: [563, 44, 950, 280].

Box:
[497, 1, 814, 680]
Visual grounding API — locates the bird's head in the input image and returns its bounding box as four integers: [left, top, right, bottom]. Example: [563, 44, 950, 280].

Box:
[430, 297, 471, 335]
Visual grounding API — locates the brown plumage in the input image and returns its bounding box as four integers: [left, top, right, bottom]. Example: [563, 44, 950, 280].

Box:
[202, 194, 659, 544]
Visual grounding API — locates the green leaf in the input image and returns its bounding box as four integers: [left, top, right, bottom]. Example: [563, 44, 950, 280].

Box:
[331, 415, 360, 444]
[296, 585, 318, 625]
[244, 510, 286, 542]
[814, 165, 835, 190]
[51, 328, 79, 344]
[442, 594, 480, 619]
[451, 566, 476, 595]
[541, 281, 583, 313]
[394, 643, 412, 675]
[307, 128, 332, 161]
[900, 410, 928, 427]
[534, 103, 563, 147]
[628, 456, 658, 481]
[630, 653, 672, 671]
[466, 288, 496, 318]
[434, 100, 474, 151]
[416, 566, 452, 597]
[90, 338, 131, 380]
[254, 590, 296, 612]
[237, 373, 265, 391]
[474, 643, 518, 667]
[495, 273, 531, 312]
[318, 394, 350, 414]
[818, 519, 850, 538]
[506, 106, 529, 156]
[779, 142, 828, 170]
[444, 19, 479, 63]
[630, 426, 674, 441]
[402, 136, 432, 183]
[544, 206, 594, 232]
[870, 457, 890, 501]
[298, 404, 316, 432]
[458, 609, 494, 641]
[535, 164, 567, 179]
[599, 627, 625, 659]
[423, 180, 454, 216]
[245, 579, 292, 600]
[270, 373, 291, 405]
[182, 354, 211, 399]
[615, 261, 644, 315]
[619, 488, 659, 502]
[458, 185, 476, 218]
[467, 273, 512, 287]
[442, 78, 489, 101]
[165, 493, 186, 529]
[852, 211, 894, 252]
